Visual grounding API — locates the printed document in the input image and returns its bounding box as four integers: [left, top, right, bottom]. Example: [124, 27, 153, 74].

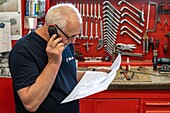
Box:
[61, 54, 121, 104]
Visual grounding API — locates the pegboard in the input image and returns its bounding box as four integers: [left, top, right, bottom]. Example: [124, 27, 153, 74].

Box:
[17, 0, 170, 66]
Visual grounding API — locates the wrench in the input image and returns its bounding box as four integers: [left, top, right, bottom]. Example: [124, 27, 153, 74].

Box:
[86, 3, 89, 18]
[79, 3, 82, 16]
[80, 20, 84, 39]
[121, 26, 142, 40]
[121, 12, 144, 27]
[90, 3, 93, 18]
[84, 20, 88, 39]
[103, 10, 120, 23]
[103, 22, 118, 33]
[103, 27, 117, 36]
[120, 19, 143, 33]
[94, 3, 97, 19]
[120, 30, 141, 44]
[96, 20, 103, 50]
[103, 15, 119, 27]
[95, 21, 99, 39]
[104, 35, 116, 44]
[104, 42, 115, 52]
[98, 3, 101, 19]
[104, 32, 116, 42]
[103, 18, 119, 29]
[103, 26, 117, 37]
[105, 44, 115, 53]
[118, 0, 145, 22]
[103, 5, 121, 19]
[103, 1, 121, 15]
[104, 47, 112, 56]
[82, 3, 85, 17]
[89, 20, 93, 40]
[103, 30, 117, 41]
[104, 45, 115, 55]
[120, 6, 140, 19]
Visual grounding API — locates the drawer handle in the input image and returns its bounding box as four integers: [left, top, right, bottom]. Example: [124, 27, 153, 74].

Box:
[145, 102, 170, 106]
[146, 111, 170, 113]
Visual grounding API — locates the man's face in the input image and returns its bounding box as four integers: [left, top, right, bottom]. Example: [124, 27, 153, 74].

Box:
[60, 22, 82, 47]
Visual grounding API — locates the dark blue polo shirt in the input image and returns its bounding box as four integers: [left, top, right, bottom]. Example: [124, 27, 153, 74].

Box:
[9, 31, 79, 113]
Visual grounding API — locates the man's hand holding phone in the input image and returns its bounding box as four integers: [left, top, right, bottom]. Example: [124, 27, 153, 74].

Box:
[46, 34, 64, 65]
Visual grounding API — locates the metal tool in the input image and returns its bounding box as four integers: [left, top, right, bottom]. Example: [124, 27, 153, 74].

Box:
[96, 20, 103, 50]
[103, 27, 117, 39]
[149, 36, 154, 51]
[121, 12, 144, 27]
[165, 32, 170, 57]
[84, 20, 88, 39]
[79, 3, 82, 16]
[120, 6, 140, 19]
[120, 19, 143, 33]
[115, 49, 144, 58]
[103, 1, 121, 15]
[86, 3, 89, 18]
[120, 30, 141, 44]
[121, 26, 142, 40]
[142, 33, 147, 53]
[103, 18, 119, 29]
[103, 10, 120, 23]
[103, 5, 121, 19]
[94, 3, 97, 19]
[98, 3, 101, 19]
[83, 42, 93, 52]
[95, 21, 99, 39]
[120, 71, 131, 80]
[146, 1, 158, 32]
[82, 3, 85, 17]
[118, 0, 145, 22]
[103, 15, 119, 27]
[80, 20, 84, 39]
[103, 22, 118, 33]
[116, 43, 136, 51]
[156, 58, 170, 74]
[89, 20, 93, 40]
[103, 33, 116, 42]
[90, 3, 93, 18]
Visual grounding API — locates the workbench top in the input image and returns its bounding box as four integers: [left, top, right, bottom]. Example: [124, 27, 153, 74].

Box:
[79, 66, 170, 90]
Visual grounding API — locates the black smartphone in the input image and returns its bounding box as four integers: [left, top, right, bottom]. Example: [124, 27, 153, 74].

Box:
[48, 25, 59, 38]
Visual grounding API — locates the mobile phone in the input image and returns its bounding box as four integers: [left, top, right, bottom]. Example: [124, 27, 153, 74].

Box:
[48, 25, 59, 38]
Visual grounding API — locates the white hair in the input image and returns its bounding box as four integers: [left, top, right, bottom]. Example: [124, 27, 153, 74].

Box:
[45, 3, 82, 31]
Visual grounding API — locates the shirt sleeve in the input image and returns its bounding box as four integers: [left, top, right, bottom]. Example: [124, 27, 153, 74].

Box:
[9, 52, 39, 91]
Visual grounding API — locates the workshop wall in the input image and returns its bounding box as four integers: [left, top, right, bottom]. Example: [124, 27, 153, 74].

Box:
[49, 0, 170, 63]
[18, 0, 170, 65]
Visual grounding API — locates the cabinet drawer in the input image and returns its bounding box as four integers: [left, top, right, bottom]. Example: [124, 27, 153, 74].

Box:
[145, 111, 170, 113]
[143, 99, 170, 113]
[144, 99, 170, 107]
[94, 99, 139, 113]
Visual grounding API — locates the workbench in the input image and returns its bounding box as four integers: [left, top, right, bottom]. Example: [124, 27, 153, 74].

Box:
[1, 66, 170, 113]
[79, 66, 170, 113]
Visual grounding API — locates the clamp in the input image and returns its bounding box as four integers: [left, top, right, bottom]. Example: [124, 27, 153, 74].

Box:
[116, 43, 136, 51]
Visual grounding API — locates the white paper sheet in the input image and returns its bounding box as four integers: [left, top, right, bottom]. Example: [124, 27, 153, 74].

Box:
[61, 54, 121, 104]
[0, 21, 12, 53]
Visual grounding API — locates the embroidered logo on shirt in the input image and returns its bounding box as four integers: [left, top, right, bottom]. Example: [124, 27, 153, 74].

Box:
[66, 56, 74, 63]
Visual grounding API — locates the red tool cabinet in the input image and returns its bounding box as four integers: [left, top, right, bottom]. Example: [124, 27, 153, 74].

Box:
[1, 0, 170, 113]
[80, 90, 170, 113]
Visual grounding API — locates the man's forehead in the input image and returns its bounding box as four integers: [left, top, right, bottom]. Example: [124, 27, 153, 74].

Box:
[67, 22, 81, 33]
